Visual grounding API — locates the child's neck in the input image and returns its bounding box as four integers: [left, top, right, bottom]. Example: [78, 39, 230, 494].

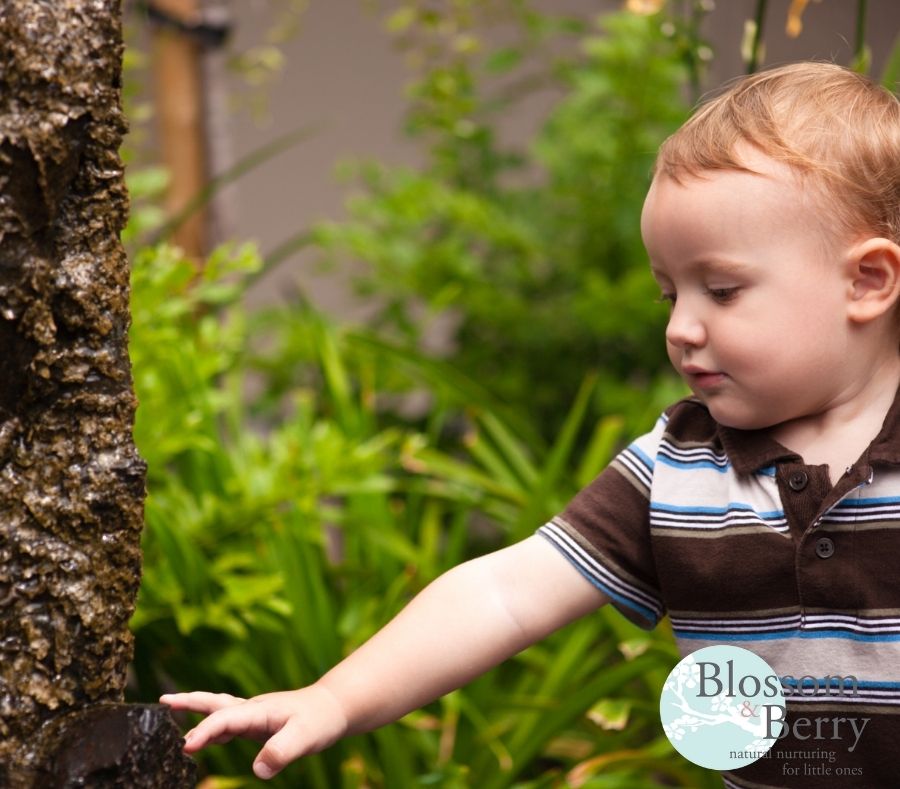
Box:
[768, 357, 900, 486]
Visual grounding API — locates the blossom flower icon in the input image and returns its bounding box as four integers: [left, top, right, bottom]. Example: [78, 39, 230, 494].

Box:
[664, 654, 700, 692]
[662, 654, 770, 740]
[710, 693, 736, 713]
[660, 646, 786, 770]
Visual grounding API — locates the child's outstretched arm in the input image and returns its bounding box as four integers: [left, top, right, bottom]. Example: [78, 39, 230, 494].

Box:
[161, 534, 608, 779]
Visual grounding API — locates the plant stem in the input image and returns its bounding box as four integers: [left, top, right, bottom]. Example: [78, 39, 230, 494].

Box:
[747, 0, 768, 74]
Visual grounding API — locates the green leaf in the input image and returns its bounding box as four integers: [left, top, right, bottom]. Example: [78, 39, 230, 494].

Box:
[586, 699, 631, 731]
[881, 32, 900, 91]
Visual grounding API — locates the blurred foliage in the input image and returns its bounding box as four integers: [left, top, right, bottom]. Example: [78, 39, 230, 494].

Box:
[312, 7, 695, 439]
[127, 243, 717, 787]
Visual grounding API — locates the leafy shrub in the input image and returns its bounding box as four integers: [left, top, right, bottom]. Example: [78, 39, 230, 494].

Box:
[128, 243, 717, 787]
[312, 10, 691, 438]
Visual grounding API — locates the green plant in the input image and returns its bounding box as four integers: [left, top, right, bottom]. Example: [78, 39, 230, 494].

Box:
[311, 8, 693, 440]
[128, 243, 718, 787]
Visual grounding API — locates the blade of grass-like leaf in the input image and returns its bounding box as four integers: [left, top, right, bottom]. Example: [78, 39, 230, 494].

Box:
[473, 622, 614, 778]
[311, 318, 360, 437]
[268, 516, 342, 675]
[262, 229, 316, 272]
[575, 415, 625, 489]
[881, 32, 900, 90]
[346, 332, 541, 447]
[353, 520, 420, 566]
[434, 690, 461, 765]
[444, 507, 474, 568]
[146, 498, 209, 601]
[534, 373, 598, 497]
[567, 735, 705, 787]
[415, 500, 444, 579]
[371, 724, 417, 787]
[476, 411, 539, 489]
[455, 693, 515, 774]
[305, 754, 336, 789]
[402, 443, 527, 504]
[529, 620, 613, 696]
[481, 654, 661, 789]
[152, 125, 319, 245]
[464, 427, 528, 490]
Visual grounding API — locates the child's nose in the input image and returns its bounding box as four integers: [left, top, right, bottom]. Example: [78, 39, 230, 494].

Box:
[665, 302, 706, 349]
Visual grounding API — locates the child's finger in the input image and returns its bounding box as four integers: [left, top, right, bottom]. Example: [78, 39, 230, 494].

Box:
[160, 691, 245, 714]
[181, 701, 280, 751]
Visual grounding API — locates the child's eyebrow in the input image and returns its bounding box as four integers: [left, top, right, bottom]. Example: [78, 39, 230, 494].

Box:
[651, 259, 753, 279]
[691, 258, 753, 276]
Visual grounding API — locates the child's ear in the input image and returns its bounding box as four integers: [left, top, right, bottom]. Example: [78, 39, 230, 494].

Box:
[846, 237, 900, 324]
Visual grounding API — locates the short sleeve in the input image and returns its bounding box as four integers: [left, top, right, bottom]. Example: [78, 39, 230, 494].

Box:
[537, 414, 668, 629]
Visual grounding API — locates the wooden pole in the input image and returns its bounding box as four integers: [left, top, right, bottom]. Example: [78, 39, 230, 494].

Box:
[150, 0, 209, 260]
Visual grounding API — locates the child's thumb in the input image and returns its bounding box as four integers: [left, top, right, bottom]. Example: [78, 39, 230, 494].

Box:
[253, 720, 308, 780]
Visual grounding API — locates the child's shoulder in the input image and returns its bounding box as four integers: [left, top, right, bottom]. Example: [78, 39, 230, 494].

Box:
[653, 396, 785, 477]
[628, 396, 725, 464]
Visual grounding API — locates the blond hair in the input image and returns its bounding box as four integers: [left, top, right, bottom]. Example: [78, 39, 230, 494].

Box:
[654, 62, 900, 243]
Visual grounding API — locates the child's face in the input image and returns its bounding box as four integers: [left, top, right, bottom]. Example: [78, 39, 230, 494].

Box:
[641, 152, 856, 431]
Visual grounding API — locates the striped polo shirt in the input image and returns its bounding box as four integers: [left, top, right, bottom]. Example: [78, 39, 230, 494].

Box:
[539, 394, 900, 788]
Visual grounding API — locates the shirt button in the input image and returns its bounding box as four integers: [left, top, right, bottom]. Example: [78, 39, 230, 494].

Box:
[788, 471, 809, 491]
[815, 537, 835, 559]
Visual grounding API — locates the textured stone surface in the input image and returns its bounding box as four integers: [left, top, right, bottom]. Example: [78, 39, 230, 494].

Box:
[0, 2, 193, 785]
[32, 703, 197, 788]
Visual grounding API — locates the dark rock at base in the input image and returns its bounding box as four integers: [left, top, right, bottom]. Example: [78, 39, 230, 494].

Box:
[30, 703, 197, 788]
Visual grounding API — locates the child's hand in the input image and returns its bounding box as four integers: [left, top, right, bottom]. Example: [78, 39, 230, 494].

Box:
[160, 685, 348, 780]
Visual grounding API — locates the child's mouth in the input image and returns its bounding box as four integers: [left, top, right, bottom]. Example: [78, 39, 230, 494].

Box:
[682, 366, 727, 390]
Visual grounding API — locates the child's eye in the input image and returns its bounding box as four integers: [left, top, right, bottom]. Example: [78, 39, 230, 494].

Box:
[705, 287, 739, 304]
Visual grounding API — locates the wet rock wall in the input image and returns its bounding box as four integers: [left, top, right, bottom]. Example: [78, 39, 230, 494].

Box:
[0, 2, 191, 784]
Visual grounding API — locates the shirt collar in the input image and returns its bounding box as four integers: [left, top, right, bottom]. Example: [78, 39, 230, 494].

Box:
[713, 381, 900, 474]
[717, 423, 799, 475]
[868, 380, 900, 466]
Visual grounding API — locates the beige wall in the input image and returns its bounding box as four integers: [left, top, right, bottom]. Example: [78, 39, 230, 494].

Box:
[190, 1, 900, 314]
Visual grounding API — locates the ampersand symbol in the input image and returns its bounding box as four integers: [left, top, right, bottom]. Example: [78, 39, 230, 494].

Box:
[740, 701, 759, 718]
